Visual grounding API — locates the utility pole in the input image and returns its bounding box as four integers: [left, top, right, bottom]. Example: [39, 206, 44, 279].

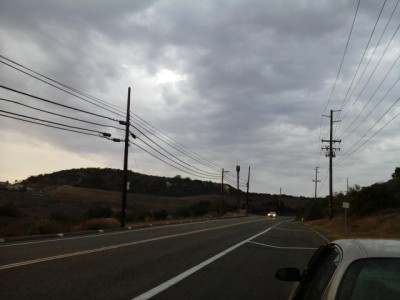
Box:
[220, 168, 229, 216]
[236, 165, 240, 213]
[312, 167, 321, 199]
[278, 188, 281, 210]
[322, 109, 341, 219]
[347, 178, 349, 195]
[121, 87, 131, 228]
[245, 166, 250, 216]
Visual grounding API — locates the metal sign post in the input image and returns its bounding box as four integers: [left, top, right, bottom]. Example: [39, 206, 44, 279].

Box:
[343, 202, 349, 232]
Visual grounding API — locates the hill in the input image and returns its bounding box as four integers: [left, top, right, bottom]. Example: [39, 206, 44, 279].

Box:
[0, 168, 313, 237]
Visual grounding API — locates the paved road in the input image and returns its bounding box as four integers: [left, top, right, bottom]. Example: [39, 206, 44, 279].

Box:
[0, 216, 329, 300]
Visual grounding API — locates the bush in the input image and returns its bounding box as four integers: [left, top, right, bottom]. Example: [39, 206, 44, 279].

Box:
[0, 203, 20, 218]
[86, 206, 113, 219]
[85, 218, 119, 230]
[298, 201, 325, 221]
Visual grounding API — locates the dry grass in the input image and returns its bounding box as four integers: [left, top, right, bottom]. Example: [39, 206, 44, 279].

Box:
[305, 210, 400, 240]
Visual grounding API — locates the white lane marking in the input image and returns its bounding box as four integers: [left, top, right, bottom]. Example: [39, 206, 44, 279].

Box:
[273, 222, 330, 243]
[310, 228, 330, 243]
[248, 241, 318, 250]
[272, 227, 308, 232]
[0, 219, 263, 270]
[132, 221, 289, 300]
[0, 218, 250, 248]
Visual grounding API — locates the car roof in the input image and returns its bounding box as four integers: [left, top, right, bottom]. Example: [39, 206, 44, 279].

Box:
[333, 239, 400, 259]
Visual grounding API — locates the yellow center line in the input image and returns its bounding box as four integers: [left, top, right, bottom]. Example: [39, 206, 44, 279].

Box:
[0, 218, 263, 270]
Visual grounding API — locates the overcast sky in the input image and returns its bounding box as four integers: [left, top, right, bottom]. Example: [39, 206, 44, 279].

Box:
[1, 0, 400, 197]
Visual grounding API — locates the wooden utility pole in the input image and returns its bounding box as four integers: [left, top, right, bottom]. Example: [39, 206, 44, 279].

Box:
[236, 165, 240, 213]
[220, 168, 229, 216]
[312, 167, 321, 199]
[322, 109, 341, 219]
[121, 87, 131, 228]
[245, 166, 250, 215]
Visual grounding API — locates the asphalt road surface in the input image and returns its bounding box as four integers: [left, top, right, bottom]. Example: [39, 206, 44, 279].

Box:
[0, 216, 329, 300]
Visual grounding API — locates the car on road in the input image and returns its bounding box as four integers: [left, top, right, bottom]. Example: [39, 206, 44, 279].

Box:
[275, 239, 400, 300]
[267, 211, 277, 218]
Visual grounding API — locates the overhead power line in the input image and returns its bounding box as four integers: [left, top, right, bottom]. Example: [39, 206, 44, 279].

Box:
[316, 0, 360, 169]
[338, 95, 400, 162]
[0, 109, 115, 137]
[0, 97, 125, 131]
[0, 113, 121, 140]
[0, 85, 120, 122]
[0, 54, 226, 181]
[130, 141, 221, 180]
[0, 55, 125, 118]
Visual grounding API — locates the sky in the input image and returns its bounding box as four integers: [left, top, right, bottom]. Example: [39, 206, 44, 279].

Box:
[1, 0, 400, 197]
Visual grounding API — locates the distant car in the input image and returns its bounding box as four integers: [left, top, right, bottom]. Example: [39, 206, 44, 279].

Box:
[275, 239, 400, 300]
[267, 211, 277, 218]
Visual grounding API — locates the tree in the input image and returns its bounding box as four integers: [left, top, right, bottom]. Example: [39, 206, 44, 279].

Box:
[392, 167, 400, 179]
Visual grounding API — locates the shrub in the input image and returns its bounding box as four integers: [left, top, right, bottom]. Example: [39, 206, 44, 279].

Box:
[85, 218, 119, 230]
[298, 201, 325, 221]
[0, 202, 20, 218]
[86, 206, 113, 219]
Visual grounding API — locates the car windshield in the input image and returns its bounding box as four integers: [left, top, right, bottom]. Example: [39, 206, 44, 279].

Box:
[336, 258, 400, 300]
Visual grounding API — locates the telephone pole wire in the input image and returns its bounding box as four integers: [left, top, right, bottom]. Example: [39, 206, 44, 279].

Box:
[322, 109, 341, 219]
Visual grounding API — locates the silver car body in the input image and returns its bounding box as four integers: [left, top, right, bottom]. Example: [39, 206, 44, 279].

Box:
[279, 239, 400, 300]
[325, 239, 400, 299]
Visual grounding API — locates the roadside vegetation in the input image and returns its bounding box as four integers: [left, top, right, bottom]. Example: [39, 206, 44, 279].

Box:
[299, 167, 400, 239]
[2, 167, 399, 239]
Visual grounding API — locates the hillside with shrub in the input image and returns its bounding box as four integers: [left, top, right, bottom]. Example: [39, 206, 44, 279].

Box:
[299, 167, 400, 239]
[1, 168, 311, 237]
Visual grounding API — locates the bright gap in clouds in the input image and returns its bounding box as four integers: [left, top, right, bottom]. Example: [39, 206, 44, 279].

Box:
[155, 69, 187, 84]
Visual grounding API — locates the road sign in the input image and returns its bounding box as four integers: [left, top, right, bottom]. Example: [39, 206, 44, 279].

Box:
[343, 202, 349, 209]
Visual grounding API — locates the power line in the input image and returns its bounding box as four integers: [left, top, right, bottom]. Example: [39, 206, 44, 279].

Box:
[0, 85, 120, 122]
[322, 0, 360, 116]
[0, 55, 125, 118]
[342, 68, 400, 141]
[130, 141, 221, 180]
[316, 0, 360, 168]
[339, 24, 400, 139]
[0, 113, 114, 139]
[336, 0, 388, 116]
[336, 0, 400, 133]
[134, 135, 220, 179]
[338, 95, 400, 162]
[131, 120, 221, 175]
[0, 97, 125, 131]
[0, 55, 225, 179]
[133, 113, 222, 172]
[1, 109, 115, 137]
[132, 125, 220, 177]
